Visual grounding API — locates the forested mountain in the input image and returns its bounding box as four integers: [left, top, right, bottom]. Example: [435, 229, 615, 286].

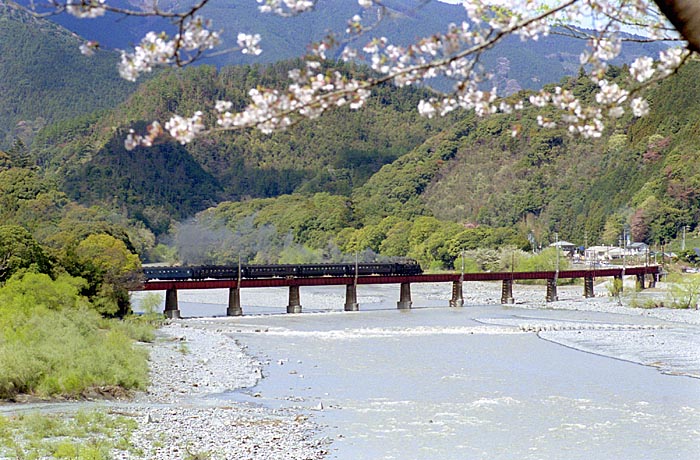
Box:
[0, 2, 137, 148]
[24, 56, 699, 268]
[355, 62, 700, 248]
[30, 62, 452, 234]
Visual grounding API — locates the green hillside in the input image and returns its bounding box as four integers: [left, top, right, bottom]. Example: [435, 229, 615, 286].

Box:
[30, 61, 451, 233]
[0, 2, 137, 148]
[358, 63, 700, 248]
[12, 14, 696, 267]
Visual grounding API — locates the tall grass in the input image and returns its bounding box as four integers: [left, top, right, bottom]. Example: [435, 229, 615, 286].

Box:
[0, 273, 152, 399]
[0, 410, 138, 459]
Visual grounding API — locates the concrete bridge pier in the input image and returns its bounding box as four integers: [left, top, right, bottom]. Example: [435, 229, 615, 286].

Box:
[164, 287, 181, 319]
[227, 286, 243, 316]
[501, 279, 514, 304]
[397, 282, 412, 309]
[449, 280, 464, 307]
[649, 273, 657, 288]
[546, 279, 558, 302]
[636, 274, 646, 291]
[345, 284, 359, 311]
[287, 285, 302, 314]
[584, 276, 595, 298]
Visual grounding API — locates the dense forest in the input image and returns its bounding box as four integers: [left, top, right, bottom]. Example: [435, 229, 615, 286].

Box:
[29, 61, 453, 235]
[142, 63, 698, 269]
[353, 63, 699, 255]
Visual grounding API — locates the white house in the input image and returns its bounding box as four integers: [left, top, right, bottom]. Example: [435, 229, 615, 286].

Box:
[585, 245, 616, 262]
[585, 243, 651, 263]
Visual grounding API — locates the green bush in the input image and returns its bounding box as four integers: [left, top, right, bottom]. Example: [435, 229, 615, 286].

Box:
[451, 256, 481, 273]
[0, 273, 150, 399]
[515, 247, 570, 272]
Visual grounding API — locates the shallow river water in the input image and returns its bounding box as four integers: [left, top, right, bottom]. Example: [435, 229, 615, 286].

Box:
[148, 283, 700, 459]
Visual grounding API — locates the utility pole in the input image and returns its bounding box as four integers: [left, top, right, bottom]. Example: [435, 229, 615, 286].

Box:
[354, 251, 359, 285]
[555, 232, 559, 283]
[682, 225, 688, 251]
[622, 228, 626, 270]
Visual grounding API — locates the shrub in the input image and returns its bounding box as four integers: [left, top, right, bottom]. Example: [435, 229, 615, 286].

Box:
[515, 247, 570, 272]
[0, 273, 150, 399]
[666, 273, 700, 309]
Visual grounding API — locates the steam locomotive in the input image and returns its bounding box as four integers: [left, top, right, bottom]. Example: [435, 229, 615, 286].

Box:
[143, 261, 423, 281]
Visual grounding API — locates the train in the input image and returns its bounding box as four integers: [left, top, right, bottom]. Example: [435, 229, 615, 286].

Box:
[143, 261, 423, 281]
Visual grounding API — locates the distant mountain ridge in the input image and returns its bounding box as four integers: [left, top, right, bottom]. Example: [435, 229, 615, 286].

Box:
[24, 0, 664, 91]
[0, 1, 137, 148]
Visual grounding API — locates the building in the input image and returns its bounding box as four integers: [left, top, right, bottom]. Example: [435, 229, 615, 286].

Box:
[549, 240, 577, 256]
[626, 242, 649, 255]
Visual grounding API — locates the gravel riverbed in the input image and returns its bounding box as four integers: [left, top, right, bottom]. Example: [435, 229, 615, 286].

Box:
[116, 323, 330, 460]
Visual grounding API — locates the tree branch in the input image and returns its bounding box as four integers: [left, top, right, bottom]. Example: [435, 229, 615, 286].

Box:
[653, 0, 700, 52]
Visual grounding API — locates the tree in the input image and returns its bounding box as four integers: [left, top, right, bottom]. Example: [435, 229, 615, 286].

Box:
[19, 1, 700, 147]
[0, 168, 50, 220]
[6, 138, 31, 168]
[602, 213, 625, 245]
[0, 225, 52, 282]
[0, 150, 11, 171]
[678, 249, 700, 266]
[630, 208, 650, 243]
[73, 233, 142, 316]
[379, 220, 413, 257]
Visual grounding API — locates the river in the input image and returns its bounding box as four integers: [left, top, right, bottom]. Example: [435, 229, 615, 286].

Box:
[151, 282, 700, 460]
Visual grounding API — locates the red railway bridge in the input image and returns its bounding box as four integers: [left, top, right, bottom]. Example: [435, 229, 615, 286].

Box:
[135, 265, 662, 318]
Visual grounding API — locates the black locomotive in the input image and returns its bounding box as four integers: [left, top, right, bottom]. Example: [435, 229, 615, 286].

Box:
[143, 261, 423, 281]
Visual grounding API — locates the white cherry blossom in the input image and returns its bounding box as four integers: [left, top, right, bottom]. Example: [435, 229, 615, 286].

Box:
[237, 33, 262, 55]
[165, 112, 206, 144]
[48, 0, 697, 147]
[631, 97, 650, 117]
[630, 56, 655, 82]
[66, 0, 106, 19]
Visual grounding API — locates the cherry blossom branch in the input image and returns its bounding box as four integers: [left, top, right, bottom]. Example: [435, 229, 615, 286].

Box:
[17, 0, 698, 148]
